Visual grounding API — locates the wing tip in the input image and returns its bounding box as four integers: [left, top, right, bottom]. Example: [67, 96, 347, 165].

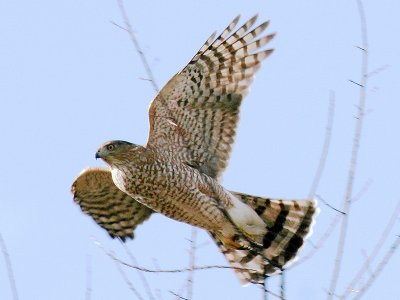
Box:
[232, 14, 241, 25]
[114, 234, 135, 242]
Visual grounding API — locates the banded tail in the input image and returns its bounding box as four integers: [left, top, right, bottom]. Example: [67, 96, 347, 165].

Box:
[212, 192, 318, 284]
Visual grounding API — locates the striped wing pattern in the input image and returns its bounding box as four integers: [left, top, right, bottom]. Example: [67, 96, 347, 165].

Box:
[147, 15, 275, 179]
[72, 167, 153, 240]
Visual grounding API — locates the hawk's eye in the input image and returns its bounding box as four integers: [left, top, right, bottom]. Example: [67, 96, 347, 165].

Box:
[107, 144, 115, 151]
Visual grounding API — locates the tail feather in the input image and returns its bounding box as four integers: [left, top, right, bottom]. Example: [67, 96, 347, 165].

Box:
[210, 231, 268, 284]
[211, 191, 318, 284]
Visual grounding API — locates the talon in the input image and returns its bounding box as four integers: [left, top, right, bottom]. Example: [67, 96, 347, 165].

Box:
[219, 235, 243, 249]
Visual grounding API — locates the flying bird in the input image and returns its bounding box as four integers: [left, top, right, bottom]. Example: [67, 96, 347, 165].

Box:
[72, 15, 318, 284]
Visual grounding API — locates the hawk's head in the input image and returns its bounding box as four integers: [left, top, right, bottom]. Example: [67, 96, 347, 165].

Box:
[95, 140, 136, 166]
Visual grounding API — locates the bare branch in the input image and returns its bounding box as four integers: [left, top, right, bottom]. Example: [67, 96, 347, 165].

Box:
[295, 100, 370, 267]
[341, 199, 400, 298]
[261, 279, 285, 300]
[309, 91, 335, 198]
[349, 79, 364, 87]
[110, 20, 129, 33]
[352, 234, 400, 299]
[299, 213, 341, 266]
[350, 178, 373, 204]
[113, 251, 146, 300]
[121, 242, 156, 300]
[296, 179, 372, 266]
[92, 238, 144, 299]
[366, 64, 389, 78]
[112, 255, 255, 274]
[115, 0, 159, 92]
[85, 256, 92, 300]
[0, 233, 19, 300]
[186, 228, 197, 300]
[360, 249, 373, 276]
[93, 237, 256, 273]
[280, 272, 286, 300]
[95, 236, 286, 299]
[196, 240, 212, 250]
[174, 229, 199, 300]
[262, 278, 269, 300]
[109, 4, 180, 297]
[114, 0, 190, 140]
[170, 291, 189, 300]
[327, 0, 369, 298]
[316, 195, 345, 215]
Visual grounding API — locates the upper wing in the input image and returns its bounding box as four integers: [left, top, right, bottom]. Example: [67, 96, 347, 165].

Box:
[146, 15, 275, 179]
[71, 167, 153, 241]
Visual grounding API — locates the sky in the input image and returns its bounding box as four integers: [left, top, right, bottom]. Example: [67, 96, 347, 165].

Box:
[1, 0, 400, 299]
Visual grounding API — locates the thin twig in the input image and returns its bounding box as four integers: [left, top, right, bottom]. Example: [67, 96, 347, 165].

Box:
[170, 291, 189, 300]
[196, 240, 211, 250]
[113, 256, 255, 274]
[121, 242, 156, 300]
[85, 255, 92, 300]
[315, 195, 345, 215]
[155, 288, 164, 300]
[112, 3, 162, 296]
[316, 195, 345, 215]
[299, 213, 341, 265]
[352, 234, 400, 299]
[360, 249, 373, 276]
[93, 238, 256, 273]
[96, 237, 284, 298]
[0, 233, 19, 300]
[327, 0, 369, 298]
[280, 272, 286, 300]
[186, 228, 197, 300]
[110, 20, 129, 33]
[350, 178, 373, 204]
[115, 0, 186, 138]
[349, 79, 364, 87]
[341, 199, 400, 298]
[308, 91, 335, 198]
[297, 179, 372, 266]
[113, 251, 146, 300]
[92, 238, 144, 299]
[115, 0, 159, 92]
[260, 277, 284, 300]
[262, 277, 269, 300]
[366, 64, 389, 78]
[262, 281, 284, 300]
[174, 229, 198, 300]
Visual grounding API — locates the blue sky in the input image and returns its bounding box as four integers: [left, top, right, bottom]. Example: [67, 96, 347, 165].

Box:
[1, 0, 399, 299]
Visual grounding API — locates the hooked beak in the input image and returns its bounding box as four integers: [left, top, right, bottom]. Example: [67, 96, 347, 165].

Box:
[95, 151, 101, 159]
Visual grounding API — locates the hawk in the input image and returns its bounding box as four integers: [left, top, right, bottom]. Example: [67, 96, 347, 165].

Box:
[72, 15, 318, 284]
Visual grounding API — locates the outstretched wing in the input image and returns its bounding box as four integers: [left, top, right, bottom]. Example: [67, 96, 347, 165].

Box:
[147, 15, 275, 179]
[71, 167, 153, 240]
